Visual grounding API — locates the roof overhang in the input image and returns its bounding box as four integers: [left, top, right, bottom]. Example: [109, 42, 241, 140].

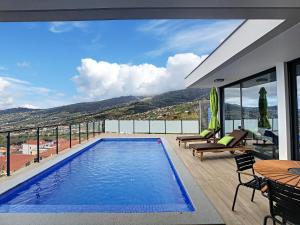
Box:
[185, 19, 300, 88]
[1, 0, 300, 21]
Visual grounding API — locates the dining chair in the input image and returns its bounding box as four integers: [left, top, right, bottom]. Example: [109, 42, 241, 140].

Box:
[232, 152, 264, 211]
[263, 179, 300, 225]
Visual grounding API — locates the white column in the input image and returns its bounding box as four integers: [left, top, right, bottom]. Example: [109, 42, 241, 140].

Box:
[276, 62, 291, 160]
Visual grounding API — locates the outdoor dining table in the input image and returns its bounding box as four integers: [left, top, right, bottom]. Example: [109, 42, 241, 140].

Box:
[254, 160, 300, 188]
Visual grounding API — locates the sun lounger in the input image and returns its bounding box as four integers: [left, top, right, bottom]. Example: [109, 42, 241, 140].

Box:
[176, 128, 221, 148]
[189, 130, 250, 161]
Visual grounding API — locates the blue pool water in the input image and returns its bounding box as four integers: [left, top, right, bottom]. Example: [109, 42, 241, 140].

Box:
[0, 138, 194, 213]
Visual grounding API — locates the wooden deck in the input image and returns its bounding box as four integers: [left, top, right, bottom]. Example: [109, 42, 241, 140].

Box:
[101, 133, 270, 225]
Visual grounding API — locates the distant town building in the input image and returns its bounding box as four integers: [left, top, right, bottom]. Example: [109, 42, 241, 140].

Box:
[21, 140, 55, 155]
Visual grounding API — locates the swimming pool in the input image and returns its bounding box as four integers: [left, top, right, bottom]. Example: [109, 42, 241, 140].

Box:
[0, 138, 194, 213]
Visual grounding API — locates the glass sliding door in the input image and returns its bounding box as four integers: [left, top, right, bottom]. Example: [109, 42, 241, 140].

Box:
[241, 70, 278, 159]
[221, 68, 278, 159]
[295, 64, 300, 160]
[223, 84, 242, 134]
[289, 59, 300, 160]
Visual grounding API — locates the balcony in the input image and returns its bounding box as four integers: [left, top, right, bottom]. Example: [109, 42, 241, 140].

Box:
[0, 119, 274, 224]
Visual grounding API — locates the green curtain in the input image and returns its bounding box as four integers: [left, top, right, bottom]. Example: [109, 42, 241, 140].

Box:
[258, 87, 271, 129]
[208, 87, 220, 130]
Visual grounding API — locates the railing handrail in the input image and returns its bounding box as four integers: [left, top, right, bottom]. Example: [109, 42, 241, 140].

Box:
[0, 119, 104, 177]
[0, 120, 100, 134]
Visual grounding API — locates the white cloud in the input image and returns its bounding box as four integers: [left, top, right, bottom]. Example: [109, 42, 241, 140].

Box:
[139, 20, 243, 56]
[49, 21, 87, 33]
[0, 76, 68, 109]
[20, 104, 39, 109]
[0, 77, 14, 108]
[17, 61, 31, 68]
[73, 53, 207, 101]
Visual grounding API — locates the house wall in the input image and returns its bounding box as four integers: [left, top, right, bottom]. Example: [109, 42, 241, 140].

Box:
[188, 21, 300, 160]
[21, 144, 37, 155]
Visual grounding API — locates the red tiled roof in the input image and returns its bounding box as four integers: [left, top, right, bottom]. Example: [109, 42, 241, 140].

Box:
[25, 139, 47, 145]
[0, 139, 81, 174]
[0, 154, 35, 172]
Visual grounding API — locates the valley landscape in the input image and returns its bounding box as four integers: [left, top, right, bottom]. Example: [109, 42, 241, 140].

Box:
[0, 88, 210, 131]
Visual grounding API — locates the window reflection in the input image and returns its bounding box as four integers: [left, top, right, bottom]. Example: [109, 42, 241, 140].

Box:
[224, 84, 241, 133]
[222, 70, 278, 159]
[296, 64, 300, 159]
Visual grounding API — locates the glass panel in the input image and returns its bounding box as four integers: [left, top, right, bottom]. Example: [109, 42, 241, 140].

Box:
[0, 133, 7, 177]
[166, 120, 181, 134]
[223, 84, 241, 133]
[199, 100, 210, 131]
[119, 120, 134, 134]
[150, 120, 165, 133]
[224, 120, 233, 134]
[243, 119, 258, 133]
[71, 124, 80, 146]
[58, 125, 71, 152]
[242, 70, 278, 159]
[105, 120, 118, 133]
[39, 127, 56, 159]
[234, 120, 242, 130]
[134, 120, 150, 133]
[94, 121, 102, 134]
[182, 120, 199, 134]
[271, 118, 278, 131]
[296, 64, 300, 159]
[10, 130, 36, 175]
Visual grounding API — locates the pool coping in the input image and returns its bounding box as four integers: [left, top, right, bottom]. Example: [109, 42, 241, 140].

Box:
[0, 136, 225, 225]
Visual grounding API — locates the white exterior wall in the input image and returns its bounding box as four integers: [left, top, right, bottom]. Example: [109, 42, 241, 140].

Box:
[276, 62, 291, 160]
[21, 144, 37, 155]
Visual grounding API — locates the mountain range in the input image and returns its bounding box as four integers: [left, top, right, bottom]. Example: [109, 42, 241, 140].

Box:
[0, 88, 210, 131]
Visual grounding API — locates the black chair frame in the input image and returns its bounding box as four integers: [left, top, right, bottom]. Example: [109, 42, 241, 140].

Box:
[232, 153, 264, 211]
[263, 179, 300, 225]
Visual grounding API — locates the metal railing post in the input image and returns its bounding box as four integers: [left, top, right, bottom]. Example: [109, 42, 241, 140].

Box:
[102, 120, 105, 133]
[133, 120, 135, 134]
[118, 120, 120, 133]
[6, 132, 10, 176]
[69, 125, 72, 148]
[181, 120, 183, 134]
[36, 128, 40, 162]
[79, 124, 81, 144]
[56, 126, 59, 154]
[93, 122, 95, 137]
[164, 120, 167, 134]
[149, 120, 151, 134]
[198, 119, 201, 134]
[86, 123, 89, 140]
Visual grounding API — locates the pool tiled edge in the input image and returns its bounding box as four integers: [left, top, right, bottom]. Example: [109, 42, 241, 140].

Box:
[0, 136, 224, 225]
[0, 138, 100, 196]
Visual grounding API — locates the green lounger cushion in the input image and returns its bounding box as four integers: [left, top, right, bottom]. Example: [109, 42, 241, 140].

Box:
[199, 129, 211, 137]
[217, 135, 234, 146]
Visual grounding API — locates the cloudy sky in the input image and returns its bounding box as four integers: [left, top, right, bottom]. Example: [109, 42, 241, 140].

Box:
[0, 20, 242, 109]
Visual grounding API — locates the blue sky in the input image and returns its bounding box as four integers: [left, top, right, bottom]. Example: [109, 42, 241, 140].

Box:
[0, 20, 242, 109]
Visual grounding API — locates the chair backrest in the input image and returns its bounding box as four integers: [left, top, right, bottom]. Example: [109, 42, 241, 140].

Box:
[228, 130, 248, 147]
[204, 131, 214, 139]
[234, 153, 255, 171]
[211, 127, 221, 134]
[267, 179, 300, 223]
[264, 130, 279, 146]
[206, 128, 221, 138]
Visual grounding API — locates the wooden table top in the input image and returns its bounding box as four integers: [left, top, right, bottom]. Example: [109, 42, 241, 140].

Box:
[254, 160, 300, 188]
